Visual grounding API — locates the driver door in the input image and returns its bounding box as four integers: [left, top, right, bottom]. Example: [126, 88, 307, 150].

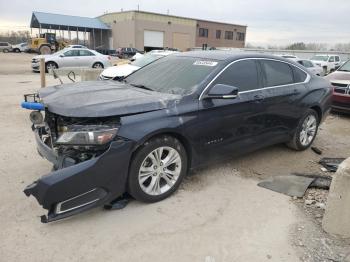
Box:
[193, 59, 267, 162]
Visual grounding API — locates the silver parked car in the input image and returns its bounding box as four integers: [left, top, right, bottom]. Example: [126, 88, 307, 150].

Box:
[295, 59, 324, 76]
[31, 48, 112, 72]
[0, 42, 12, 53]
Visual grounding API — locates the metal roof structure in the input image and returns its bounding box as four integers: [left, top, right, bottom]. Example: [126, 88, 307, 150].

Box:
[30, 11, 110, 32]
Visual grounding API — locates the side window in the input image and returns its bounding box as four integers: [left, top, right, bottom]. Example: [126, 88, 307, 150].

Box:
[261, 60, 294, 87]
[292, 66, 307, 83]
[64, 50, 79, 57]
[79, 50, 94, 56]
[329, 56, 335, 62]
[302, 60, 313, 68]
[212, 60, 259, 92]
[335, 56, 340, 62]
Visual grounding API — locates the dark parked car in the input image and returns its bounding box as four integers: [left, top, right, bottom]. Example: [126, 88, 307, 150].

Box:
[22, 52, 332, 222]
[116, 47, 141, 59]
[325, 60, 350, 113]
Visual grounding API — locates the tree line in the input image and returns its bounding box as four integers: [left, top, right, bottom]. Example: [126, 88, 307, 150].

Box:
[246, 42, 350, 52]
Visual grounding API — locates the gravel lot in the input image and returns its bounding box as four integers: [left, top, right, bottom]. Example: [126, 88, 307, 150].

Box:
[0, 52, 349, 262]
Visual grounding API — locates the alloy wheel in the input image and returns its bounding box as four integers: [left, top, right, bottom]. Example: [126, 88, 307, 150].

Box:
[138, 146, 182, 196]
[299, 114, 317, 146]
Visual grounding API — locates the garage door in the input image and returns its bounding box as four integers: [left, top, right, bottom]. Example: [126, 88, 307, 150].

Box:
[144, 30, 164, 48]
[173, 33, 190, 51]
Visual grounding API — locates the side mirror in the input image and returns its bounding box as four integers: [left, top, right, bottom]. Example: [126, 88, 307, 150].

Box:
[203, 84, 239, 99]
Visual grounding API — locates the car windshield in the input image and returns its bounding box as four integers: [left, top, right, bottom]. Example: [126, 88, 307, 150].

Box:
[338, 60, 350, 72]
[125, 56, 221, 95]
[131, 54, 163, 68]
[311, 55, 329, 61]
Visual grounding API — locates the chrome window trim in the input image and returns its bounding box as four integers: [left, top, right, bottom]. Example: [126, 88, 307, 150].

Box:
[199, 57, 311, 100]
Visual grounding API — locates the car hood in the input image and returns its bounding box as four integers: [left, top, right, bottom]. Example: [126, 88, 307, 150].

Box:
[33, 54, 56, 61]
[39, 81, 180, 117]
[325, 71, 350, 81]
[100, 64, 140, 78]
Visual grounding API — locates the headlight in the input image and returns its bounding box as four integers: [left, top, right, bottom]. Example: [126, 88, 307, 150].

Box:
[56, 125, 119, 145]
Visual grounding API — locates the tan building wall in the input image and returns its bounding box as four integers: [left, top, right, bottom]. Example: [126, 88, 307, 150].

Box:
[195, 20, 247, 48]
[98, 11, 247, 51]
[134, 12, 196, 51]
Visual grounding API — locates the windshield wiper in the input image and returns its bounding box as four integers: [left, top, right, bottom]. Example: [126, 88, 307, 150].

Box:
[338, 69, 350, 72]
[130, 83, 154, 91]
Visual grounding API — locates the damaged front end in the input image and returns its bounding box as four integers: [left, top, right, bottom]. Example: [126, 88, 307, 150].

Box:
[23, 103, 134, 223]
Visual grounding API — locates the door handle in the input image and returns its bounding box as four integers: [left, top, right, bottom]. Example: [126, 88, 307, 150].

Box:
[253, 94, 265, 102]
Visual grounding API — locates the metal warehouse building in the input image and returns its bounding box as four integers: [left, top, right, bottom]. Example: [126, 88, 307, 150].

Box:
[30, 10, 247, 51]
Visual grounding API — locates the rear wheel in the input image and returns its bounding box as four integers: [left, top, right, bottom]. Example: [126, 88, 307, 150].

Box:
[14, 48, 20, 53]
[92, 62, 104, 69]
[3, 49, 9, 53]
[286, 109, 319, 151]
[128, 136, 187, 203]
[322, 66, 328, 75]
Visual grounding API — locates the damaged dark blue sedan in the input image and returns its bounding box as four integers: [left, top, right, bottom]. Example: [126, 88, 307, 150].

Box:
[23, 51, 332, 222]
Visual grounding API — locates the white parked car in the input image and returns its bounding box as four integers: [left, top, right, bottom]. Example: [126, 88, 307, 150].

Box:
[99, 50, 178, 80]
[12, 42, 28, 53]
[310, 55, 341, 75]
[31, 48, 112, 72]
[295, 59, 324, 76]
[130, 52, 144, 61]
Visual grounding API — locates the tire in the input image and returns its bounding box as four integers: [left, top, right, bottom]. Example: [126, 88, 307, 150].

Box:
[39, 45, 51, 55]
[286, 109, 319, 151]
[128, 135, 188, 203]
[14, 48, 20, 53]
[92, 62, 104, 69]
[3, 49, 9, 53]
[322, 66, 328, 75]
[45, 62, 58, 73]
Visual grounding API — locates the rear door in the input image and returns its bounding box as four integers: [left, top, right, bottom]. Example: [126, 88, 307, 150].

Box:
[78, 49, 96, 67]
[258, 59, 308, 139]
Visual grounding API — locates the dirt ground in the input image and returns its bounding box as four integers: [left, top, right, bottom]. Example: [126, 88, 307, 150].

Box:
[0, 52, 349, 262]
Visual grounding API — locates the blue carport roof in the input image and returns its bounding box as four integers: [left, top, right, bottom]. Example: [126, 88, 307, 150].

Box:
[30, 11, 110, 32]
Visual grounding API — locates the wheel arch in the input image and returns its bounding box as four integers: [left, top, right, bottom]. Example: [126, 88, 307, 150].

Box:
[45, 60, 58, 67]
[131, 130, 193, 172]
[310, 105, 322, 123]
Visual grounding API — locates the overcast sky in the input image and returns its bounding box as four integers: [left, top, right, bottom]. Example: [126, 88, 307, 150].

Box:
[0, 0, 349, 46]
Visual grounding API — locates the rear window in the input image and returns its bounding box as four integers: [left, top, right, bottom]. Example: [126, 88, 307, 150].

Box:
[261, 60, 294, 87]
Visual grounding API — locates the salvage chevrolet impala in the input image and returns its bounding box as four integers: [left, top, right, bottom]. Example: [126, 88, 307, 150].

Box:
[22, 51, 332, 222]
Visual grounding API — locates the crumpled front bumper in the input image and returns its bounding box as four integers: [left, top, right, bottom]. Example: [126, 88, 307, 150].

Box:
[24, 128, 135, 223]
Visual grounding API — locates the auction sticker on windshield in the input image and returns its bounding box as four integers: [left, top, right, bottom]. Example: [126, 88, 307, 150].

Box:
[193, 60, 218, 66]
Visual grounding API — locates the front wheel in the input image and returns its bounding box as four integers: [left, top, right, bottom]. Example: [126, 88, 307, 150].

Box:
[45, 62, 58, 73]
[128, 136, 188, 203]
[286, 109, 319, 151]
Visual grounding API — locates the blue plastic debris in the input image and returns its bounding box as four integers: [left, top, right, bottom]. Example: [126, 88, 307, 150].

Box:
[21, 101, 44, 111]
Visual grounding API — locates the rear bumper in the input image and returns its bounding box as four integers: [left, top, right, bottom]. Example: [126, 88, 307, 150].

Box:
[24, 128, 135, 223]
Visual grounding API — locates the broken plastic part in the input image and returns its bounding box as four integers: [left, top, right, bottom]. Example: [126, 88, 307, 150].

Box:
[319, 158, 346, 172]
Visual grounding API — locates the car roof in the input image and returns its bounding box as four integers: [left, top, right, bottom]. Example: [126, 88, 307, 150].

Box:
[174, 50, 295, 63]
